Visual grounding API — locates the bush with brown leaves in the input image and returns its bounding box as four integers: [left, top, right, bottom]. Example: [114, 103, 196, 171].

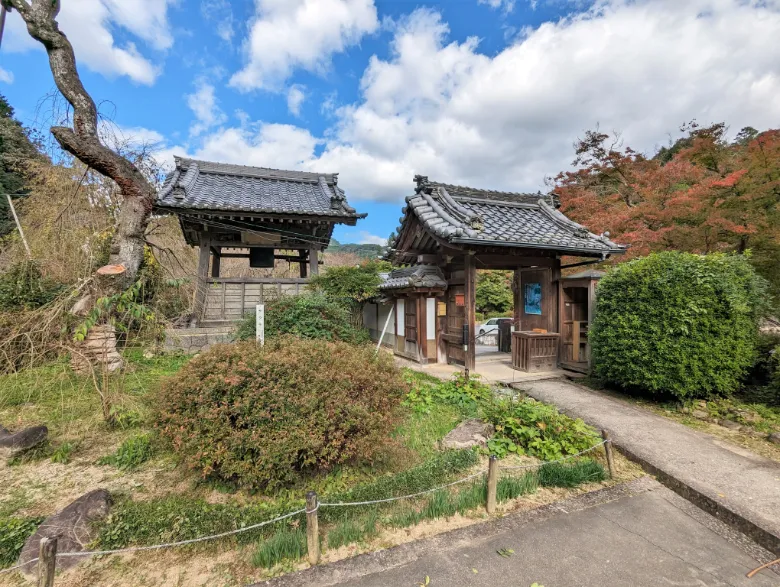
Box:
[155, 337, 407, 490]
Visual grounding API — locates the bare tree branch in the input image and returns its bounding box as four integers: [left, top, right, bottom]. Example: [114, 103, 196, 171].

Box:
[4, 0, 156, 288]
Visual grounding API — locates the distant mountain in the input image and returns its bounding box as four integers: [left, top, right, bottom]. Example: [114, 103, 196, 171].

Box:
[326, 239, 386, 260]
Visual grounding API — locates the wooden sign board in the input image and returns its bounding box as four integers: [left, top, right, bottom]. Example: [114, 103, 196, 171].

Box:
[437, 301, 447, 317]
[455, 293, 465, 307]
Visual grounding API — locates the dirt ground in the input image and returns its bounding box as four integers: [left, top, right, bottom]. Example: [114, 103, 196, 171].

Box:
[0, 453, 645, 587]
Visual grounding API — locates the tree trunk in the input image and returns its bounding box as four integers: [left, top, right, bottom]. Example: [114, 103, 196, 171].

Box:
[4, 0, 155, 289]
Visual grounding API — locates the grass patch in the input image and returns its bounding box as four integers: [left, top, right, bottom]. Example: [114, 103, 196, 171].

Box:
[321, 448, 478, 523]
[394, 403, 461, 459]
[538, 459, 606, 488]
[0, 516, 44, 568]
[97, 495, 305, 549]
[97, 433, 154, 470]
[496, 471, 538, 502]
[422, 489, 457, 520]
[454, 479, 487, 513]
[0, 351, 189, 449]
[252, 527, 307, 568]
[327, 512, 379, 549]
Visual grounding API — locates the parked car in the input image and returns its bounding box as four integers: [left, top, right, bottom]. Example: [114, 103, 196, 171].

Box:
[478, 317, 511, 336]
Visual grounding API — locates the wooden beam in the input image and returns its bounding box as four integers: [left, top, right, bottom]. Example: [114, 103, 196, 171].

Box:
[473, 255, 558, 270]
[464, 252, 476, 372]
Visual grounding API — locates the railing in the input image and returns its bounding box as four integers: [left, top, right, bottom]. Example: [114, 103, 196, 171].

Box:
[201, 277, 309, 322]
[4, 435, 615, 584]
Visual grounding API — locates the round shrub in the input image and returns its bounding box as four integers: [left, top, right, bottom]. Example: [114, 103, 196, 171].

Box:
[235, 293, 370, 344]
[590, 252, 767, 399]
[155, 337, 406, 489]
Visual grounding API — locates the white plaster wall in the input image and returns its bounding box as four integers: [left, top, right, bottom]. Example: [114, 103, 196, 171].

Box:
[426, 298, 436, 340]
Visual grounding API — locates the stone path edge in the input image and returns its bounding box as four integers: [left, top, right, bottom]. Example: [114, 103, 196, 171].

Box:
[520, 379, 780, 557]
[253, 478, 658, 587]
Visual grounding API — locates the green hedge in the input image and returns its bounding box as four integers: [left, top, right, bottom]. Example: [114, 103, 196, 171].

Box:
[590, 252, 767, 399]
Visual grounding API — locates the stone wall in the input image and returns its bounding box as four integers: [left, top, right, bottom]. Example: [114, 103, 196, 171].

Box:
[164, 327, 234, 354]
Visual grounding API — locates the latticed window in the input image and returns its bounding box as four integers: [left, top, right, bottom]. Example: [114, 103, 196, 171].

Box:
[405, 299, 417, 342]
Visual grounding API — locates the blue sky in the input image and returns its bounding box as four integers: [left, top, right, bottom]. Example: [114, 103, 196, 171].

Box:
[2, 0, 780, 244]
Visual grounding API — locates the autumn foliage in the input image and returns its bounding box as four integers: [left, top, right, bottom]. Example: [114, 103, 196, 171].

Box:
[155, 337, 406, 490]
[554, 123, 780, 301]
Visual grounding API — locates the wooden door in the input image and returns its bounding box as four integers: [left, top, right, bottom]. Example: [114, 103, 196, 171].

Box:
[445, 285, 466, 365]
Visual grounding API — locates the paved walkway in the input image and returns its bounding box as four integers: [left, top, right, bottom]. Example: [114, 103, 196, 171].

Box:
[517, 379, 780, 555]
[260, 480, 779, 587]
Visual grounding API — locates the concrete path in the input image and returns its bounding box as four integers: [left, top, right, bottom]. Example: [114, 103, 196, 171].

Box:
[517, 379, 780, 555]
[259, 480, 779, 587]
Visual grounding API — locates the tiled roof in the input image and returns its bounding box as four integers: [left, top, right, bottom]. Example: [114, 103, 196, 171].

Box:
[379, 265, 448, 290]
[155, 157, 365, 219]
[392, 176, 625, 255]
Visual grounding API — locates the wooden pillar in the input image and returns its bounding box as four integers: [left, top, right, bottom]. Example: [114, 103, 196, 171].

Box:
[513, 269, 522, 331]
[194, 236, 211, 322]
[464, 252, 476, 372]
[309, 246, 319, 276]
[210, 246, 221, 278]
[417, 295, 426, 363]
[299, 249, 308, 278]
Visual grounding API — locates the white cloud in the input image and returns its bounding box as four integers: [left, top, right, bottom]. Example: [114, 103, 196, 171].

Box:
[201, 0, 235, 43]
[167, 0, 780, 209]
[356, 231, 387, 245]
[0, 68, 14, 84]
[194, 124, 320, 170]
[187, 82, 227, 136]
[287, 85, 307, 116]
[4, 0, 175, 84]
[478, 0, 516, 12]
[230, 0, 379, 91]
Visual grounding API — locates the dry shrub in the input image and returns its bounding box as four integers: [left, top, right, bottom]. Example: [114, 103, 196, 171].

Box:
[155, 337, 407, 490]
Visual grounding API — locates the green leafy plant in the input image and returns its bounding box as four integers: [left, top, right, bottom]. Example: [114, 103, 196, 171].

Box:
[483, 398, 600, 461]
[402, 371, 492, 417]
[308, 261, 388, 304]
[235, 293, 370, 344]
[476, 270, 513, 316]
[98, 434, 154, 470]
[155, 338, 406, 490]
[591, 252, 768, 399]
[0, 260, 63, 311]
[50, 441, 75, 464]
[0, 516, 43, 568]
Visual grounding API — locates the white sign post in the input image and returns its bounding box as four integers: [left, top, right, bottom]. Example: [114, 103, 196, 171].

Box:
[256, 304, 265, 346]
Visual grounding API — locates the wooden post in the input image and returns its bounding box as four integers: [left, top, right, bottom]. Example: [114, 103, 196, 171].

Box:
[572, 320, 581, 362]
[6, 194, 31, 259]
[464, 252, 476, 372]
[602, 429, 615, 479]
[38, 536, 57, 587]
[305, 491, 320, 565]
[193, 236, 211, 322]
[299, 249, 308, 278]
[308, 247, 319, 276]
[210, 247, 221, 278]
[486, 455, 498, 514]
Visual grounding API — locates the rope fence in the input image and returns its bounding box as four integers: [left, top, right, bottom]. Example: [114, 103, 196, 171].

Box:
[1, 433, 616, 583]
